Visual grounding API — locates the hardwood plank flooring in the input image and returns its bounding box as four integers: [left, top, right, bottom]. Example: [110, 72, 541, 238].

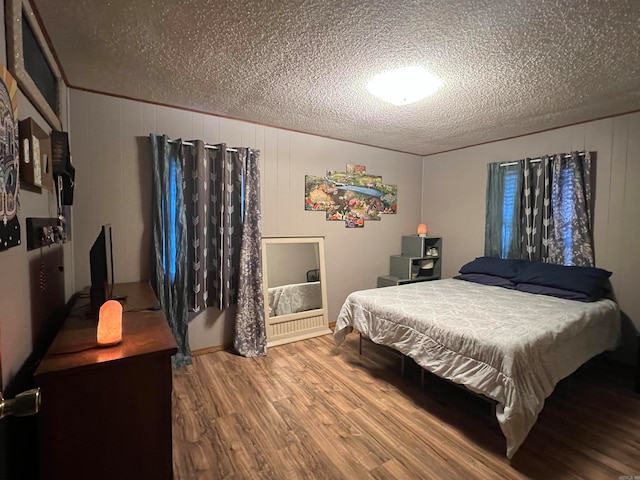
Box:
[172, 334, 640, 479]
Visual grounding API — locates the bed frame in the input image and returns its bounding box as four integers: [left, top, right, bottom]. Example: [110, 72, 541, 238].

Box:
[358, 332, 509, 429]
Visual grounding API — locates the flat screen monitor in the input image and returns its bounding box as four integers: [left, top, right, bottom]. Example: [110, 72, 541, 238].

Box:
[90, 224, 114, 314]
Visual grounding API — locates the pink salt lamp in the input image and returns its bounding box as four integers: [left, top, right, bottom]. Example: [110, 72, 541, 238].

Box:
[97, 300, 123, 347]
[417, 223, 428, 237]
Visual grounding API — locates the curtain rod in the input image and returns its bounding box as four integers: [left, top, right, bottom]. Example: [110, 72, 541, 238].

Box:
[166, 139, 237, 152]
[499, 151, 586, 167]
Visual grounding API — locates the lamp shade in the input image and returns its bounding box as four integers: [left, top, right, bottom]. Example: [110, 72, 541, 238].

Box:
[417, 223, 428, 237]
[97, 300, 123, 347]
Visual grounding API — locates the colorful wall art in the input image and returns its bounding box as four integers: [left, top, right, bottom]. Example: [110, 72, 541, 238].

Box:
[305, 164, 397, 228]
[0, 64, 20, 251]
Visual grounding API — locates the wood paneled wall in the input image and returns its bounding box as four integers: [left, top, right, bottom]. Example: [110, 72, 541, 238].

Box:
[68, 89, 423, 351]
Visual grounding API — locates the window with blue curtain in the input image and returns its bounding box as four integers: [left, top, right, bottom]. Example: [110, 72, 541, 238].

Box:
[152, 136, 265, 360]
[486, 151, 593, 266]
[164, 145, 249, 282]
[149, 134, 191, 367]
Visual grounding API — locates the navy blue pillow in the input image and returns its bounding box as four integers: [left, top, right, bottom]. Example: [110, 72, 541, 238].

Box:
[516, 283, 596, 302]
[458, 257, 525, 279]
[454, 273, 516, 289]
[512, 262, 611, 298]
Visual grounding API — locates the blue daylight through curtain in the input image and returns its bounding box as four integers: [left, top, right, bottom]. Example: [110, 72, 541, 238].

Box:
[554, 164, 574, 265]
[241, 171, 245, 222]
[501, 170, 518, 258]
[167, 159, 177, 281]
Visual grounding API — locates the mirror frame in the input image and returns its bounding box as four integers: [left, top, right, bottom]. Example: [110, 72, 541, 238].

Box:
[262, 236, 330, 347]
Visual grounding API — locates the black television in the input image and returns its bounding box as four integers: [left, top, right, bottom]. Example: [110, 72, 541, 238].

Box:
[89, 224, 114, 314]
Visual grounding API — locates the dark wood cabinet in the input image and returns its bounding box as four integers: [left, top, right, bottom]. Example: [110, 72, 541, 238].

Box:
[34, 282, 177, 480]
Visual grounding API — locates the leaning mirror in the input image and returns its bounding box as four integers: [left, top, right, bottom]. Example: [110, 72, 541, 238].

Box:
[262, 236, 330, 347]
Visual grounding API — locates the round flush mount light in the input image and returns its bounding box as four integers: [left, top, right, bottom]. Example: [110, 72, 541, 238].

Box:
[366, 66, 443, 106]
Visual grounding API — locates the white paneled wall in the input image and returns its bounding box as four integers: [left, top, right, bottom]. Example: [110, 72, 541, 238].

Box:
[69, 89, 423, 351]
[422, 112, 640, 362]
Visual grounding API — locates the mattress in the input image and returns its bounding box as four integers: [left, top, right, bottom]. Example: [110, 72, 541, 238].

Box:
[334, 278, 621, 458]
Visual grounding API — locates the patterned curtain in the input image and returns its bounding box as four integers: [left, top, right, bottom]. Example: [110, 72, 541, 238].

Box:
[182, 141, 266, 357]
[214, 145, 243, 309]
[485, 161, 522, 258]
[149, 135, 192, 368]
[183, 140, 214, 312]
[548, 151, 594, 266]
[234, 148, 266, 357]
[520, 156, 552, 262]
[486, 151, 594, 267]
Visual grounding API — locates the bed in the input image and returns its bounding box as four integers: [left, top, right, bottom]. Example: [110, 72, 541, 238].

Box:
[334, 263, 621, 458]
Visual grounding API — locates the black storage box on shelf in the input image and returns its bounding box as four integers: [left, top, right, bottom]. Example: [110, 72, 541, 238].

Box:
[418, 258, 434, 277]
[418, 267, 434, 277]
[50, 130, 74, 205]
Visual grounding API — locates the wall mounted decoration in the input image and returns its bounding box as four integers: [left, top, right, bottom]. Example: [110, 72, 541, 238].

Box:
[19, 117, 53, 191]
[51, 130, 75, 205]
[0, 64, 21, 251]
[305, 164, 397, 228]
[5, 0, 63, 130]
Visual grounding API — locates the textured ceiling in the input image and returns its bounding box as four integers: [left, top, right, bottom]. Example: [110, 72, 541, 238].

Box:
[33, 0, 640, 155]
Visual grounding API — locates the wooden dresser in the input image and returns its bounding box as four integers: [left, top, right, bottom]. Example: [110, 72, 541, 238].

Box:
[34, 282, 177, 480]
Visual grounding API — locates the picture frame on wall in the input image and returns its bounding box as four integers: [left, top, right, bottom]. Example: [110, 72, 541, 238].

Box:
[5, 0, 62, 130]
[0, 64, 21, 251]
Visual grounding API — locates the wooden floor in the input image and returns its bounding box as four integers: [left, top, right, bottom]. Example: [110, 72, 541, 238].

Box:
[172, 334, 640, 479]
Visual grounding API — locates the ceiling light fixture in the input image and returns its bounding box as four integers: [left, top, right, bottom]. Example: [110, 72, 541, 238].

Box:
[366, 66, 443, 106]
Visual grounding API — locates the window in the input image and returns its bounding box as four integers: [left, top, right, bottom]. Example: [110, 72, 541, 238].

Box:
[501, 169, 518, 259]
[486, 152, 593, 266]
[553, 163, 576, 265]
[163, 146, 247, 283]
[240, 168, 245, 222]
[166, 159, 178, 281]
[22, 17, 58, 113]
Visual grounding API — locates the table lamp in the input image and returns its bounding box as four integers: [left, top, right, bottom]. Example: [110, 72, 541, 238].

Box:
[97, 300, 123, 347]
[417, 223, 428, 237]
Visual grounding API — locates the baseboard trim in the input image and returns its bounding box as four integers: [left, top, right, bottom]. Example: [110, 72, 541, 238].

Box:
[191, 327, 337, 357]
[192, 343, 233, 357]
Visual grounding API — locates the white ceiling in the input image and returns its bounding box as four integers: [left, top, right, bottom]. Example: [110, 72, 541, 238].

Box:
[33, 0, 640, 156]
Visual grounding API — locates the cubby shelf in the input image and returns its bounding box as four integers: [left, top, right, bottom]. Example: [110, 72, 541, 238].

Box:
[377, 236, 442, 287]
